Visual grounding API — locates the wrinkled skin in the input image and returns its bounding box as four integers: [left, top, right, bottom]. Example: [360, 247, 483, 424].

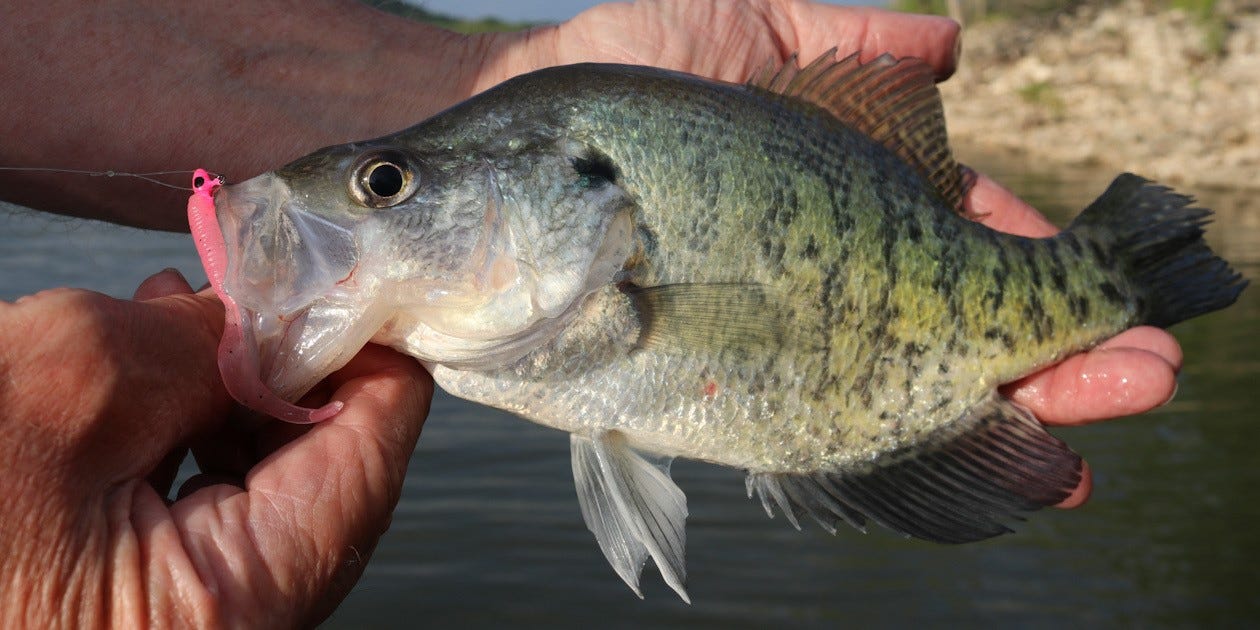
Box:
[0, 0, 1183, 625]
[0, 274, 432, 628]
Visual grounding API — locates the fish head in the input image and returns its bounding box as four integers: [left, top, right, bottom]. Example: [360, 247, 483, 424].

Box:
[211, 128, 636, 406]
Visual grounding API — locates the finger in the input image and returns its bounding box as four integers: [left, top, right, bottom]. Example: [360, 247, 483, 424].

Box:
[134, 267, 195, 301]
[1001, 327, 1182, 426]
[176, 472, 246, 500]
[787, 6, 962, 80]
[1, 289, 233, 484]
[187, 373, 339, 483]
[134, 271, 206, 494]
[966, 174, 1060, 237]
[240, 345, 432, 619]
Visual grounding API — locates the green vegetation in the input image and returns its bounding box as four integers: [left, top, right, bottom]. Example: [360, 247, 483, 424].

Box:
[893, 0, 1223, 17]
[1171, 0, 1217, 19]
[893, 0, 1231, 58]
[891, 0, 1079, 23]
[1016, 80, 1065, 117]
[367, 0, 538, 33]
[1172, 0, 1229, 58]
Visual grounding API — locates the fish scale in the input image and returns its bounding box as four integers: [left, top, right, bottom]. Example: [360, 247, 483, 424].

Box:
[197, 52, 1245, 601]
[430, 64, 1090, 465]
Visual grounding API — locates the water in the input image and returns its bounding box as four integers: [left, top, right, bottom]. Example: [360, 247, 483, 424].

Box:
[1, 158, 1256, 627]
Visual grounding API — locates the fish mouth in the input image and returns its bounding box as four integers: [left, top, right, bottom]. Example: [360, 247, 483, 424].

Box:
[196, 172, 387, 420]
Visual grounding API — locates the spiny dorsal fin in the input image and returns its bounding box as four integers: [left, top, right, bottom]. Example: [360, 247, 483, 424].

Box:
[749, 50, 973, 212]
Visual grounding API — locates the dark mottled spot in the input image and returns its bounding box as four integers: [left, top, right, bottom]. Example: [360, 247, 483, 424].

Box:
[1045, 238, 1062, 259]
[1088, 239, 1111, 266]
[902, 342, 927, 359]
[984, 327, 1016, 349]
[1099, 281, 1124, 305]
[938, 363, 950, 374]
[1028, 263, 1044, 290]
[571, 150, 617, 188]
[852, 374, 872, 408]
[1050, 267, 1068, 293]
[803, 235, 820, 259]
[906, 221, 922, 243]
[988, 282, 1005, 311]
[872, 371, 887, 390]
[1028, 291, 1044, 316]
[1073, 295, 1092, 321]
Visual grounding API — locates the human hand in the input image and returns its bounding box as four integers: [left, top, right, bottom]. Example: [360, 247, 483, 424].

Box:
[0, 270, 432, 627]
[472, 0, 962, 91]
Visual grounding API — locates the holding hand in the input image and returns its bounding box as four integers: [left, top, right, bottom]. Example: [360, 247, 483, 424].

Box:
[0, 271, 432, 627]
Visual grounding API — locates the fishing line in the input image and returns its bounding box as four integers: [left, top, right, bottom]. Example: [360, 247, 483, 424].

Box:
[0, 166, 197, 190]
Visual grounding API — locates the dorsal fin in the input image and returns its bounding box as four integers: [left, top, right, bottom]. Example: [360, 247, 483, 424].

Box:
[748, 50, 973, 212]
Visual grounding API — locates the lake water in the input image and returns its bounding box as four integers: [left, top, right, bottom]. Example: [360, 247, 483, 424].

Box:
[1, 156, 1256, 627]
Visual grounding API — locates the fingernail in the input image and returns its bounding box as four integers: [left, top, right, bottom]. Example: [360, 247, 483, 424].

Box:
[952, 27, 964, 68]
[156, 268, 187, 285]
[1159, 381, 1180, 407]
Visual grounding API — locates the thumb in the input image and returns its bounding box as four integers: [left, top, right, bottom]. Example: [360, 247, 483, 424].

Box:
[80, 281, 233, 483]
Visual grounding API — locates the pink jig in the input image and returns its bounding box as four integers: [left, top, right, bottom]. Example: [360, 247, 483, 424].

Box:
[188, 168, 342, 423]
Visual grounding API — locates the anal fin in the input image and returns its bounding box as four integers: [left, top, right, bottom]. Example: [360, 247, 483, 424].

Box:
[748, 396, 1082, 544]
[571, 432, 690, 602]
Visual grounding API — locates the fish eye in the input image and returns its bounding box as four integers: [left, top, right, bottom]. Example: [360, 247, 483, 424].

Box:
[350, 151, 417, 208]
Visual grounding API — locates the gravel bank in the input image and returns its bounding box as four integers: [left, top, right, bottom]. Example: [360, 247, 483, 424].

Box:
[940, 0, 1260, 190]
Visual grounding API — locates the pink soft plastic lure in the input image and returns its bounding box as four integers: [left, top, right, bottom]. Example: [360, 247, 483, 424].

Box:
[188, 168, 342, 423]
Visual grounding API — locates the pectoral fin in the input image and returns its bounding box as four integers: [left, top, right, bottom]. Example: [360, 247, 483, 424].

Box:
[625, 282, 788, 357]
[748, 395, 1082, 544]
[570, 432, 690, 602]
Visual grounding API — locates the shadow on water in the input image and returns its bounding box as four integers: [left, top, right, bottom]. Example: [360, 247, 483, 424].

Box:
[0, 152, 1256, 627]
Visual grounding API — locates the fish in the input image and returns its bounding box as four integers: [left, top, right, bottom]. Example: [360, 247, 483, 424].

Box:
[189, 51, 1246, 601]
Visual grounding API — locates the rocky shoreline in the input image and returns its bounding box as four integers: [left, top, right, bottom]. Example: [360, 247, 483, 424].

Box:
[939, 0, 1260, 190]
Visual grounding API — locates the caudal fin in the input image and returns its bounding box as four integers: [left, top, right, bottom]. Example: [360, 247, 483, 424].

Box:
[1067, 173, 1247, 328]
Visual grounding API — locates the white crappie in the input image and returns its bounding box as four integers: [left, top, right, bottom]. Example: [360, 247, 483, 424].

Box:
[193, 53, 1245, 601]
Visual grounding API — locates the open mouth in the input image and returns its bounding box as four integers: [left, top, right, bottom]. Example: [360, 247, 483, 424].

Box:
[188, 168, 372, 423]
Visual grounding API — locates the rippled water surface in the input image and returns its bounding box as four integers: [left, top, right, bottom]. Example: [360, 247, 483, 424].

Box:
[1, 154, 1256, 627]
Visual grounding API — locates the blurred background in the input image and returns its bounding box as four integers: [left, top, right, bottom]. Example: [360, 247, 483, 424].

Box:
[2, 1, 1257, 627]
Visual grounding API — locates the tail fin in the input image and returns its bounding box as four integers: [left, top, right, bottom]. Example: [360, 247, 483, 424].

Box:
[1068, 173, 1247, 328]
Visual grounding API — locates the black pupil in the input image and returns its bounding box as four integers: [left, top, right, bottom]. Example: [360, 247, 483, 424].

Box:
[367, 163, 404, 198]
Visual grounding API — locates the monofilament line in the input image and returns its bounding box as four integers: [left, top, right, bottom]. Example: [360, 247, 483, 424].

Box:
[0, 166, 194, 190]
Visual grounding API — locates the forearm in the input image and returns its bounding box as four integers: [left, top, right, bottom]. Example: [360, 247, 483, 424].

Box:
[0, 0, 484, 230]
